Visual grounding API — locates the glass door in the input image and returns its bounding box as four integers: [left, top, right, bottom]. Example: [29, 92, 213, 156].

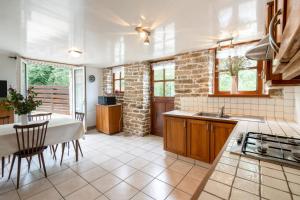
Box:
[73, 66, 87, 124]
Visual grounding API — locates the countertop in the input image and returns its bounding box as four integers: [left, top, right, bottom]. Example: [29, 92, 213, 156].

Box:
[163, 110, 300, 200]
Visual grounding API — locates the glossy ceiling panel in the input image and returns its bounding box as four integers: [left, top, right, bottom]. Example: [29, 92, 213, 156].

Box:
[0, 0, 267, 67]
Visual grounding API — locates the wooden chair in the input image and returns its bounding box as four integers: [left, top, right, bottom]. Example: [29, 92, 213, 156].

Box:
[8, 121, 49, 189]
[28, 113, 52, 122]
[60, 112, 84, 165]
[0, 115, 10, 177]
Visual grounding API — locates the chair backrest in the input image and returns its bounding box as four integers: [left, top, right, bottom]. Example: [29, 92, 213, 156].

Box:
[13, 121, 49, 155]
[0, 115, 10, 125]
[75, 112, 84, 122]
[28, 113, 52, 122]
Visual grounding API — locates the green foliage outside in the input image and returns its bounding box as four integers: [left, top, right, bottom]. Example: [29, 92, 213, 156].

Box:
[27, 64, 70, 86]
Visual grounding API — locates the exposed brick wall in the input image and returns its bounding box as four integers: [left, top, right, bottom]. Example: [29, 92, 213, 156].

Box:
[174, 49, 215, 109]
[123, 62, 151, 136]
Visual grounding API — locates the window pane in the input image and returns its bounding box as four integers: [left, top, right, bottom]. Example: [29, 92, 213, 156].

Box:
[238, 69, 257, 91]
[121, 71, 124, 78]
[165, 81, 175, 97]
[115, 72, 120, 79]
[165, 68, 175, 80]
[114, 80, 120, 91]
[121, 80, 124, 91]
[219, 72, 232, 91]
[154, 69, 164, 81]
[154, 82, 164, 96]
[218, 59, 228, 71]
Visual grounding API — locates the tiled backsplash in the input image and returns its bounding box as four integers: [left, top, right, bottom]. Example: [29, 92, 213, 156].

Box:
[179, 87, 296, 121]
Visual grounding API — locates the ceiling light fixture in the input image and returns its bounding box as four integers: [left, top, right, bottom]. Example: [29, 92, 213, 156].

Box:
[68, 48, 83, 58]
[135, 26, 151, 45]
[144, 36, 150, 46]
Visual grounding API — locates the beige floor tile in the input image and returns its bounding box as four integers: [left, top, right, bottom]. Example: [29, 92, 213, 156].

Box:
[152, 156, 176, 168]
[261, 185, 291, 200]
[261, 167, 285, 180]
[210, 171, 234, 186]
[261, 175, 289, 192]
[168, 160, 193, 175]
[187, 166, 208, 181]
[17, 178, 52, 200]
[125, 171, 154, 190]
[26, 187, 62, 200]
[236, 168, 259, 183]
[289, 182, 300, 196]
[80, 167, 108, 182]
[230, 188, 259, 200]
[157, 169, 184, 187]
[70, 160, 97, 174]
[91, 174, 122, 193]
[12, 171, 44, 188]
[115, 153, 136, 163]
[204, 180, 231, 199]
[89, 155, 111, 165]
[141, 163, 165, 177]
[48, 168, 77, 185]
[166, 189, 191, 200]
[0, 179, 15, 194]
[128, 148, 147, 156]
[293, 195, 300, 200]
[55, 176, 87, 197]
[111, 165, 137, 180]
[105, 182, 138, 200]
[131, 192, 154, 200]
[198, 191, 222, 200]
[0, 190, 20, 200]
[127, 158, 149, 170]
[176, 176, 200, 195]
[286, 172, 300, 184]
[139, 152, 160, 162]
[100, 159, 123, 172]
[65, 185, 101, 200]
[142, 179, 173, 200]
[95, 195, 109, 200]
[233, 177, 259, 195]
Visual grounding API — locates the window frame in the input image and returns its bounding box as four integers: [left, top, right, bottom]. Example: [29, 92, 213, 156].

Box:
[151, 61, 175, 98]
[213, 44, 263, 97]
[113, 71, 124, 93]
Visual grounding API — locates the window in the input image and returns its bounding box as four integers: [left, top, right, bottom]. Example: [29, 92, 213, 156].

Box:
[113, 67, 124, 93]
[214, 43, 263, 96]
[152, 61, 175, 97]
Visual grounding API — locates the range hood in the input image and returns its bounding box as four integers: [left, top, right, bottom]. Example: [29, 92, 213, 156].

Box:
[245, 35, 274, 60]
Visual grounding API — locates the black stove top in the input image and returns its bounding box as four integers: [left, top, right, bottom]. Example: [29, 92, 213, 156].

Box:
[231, 132, 300, 168]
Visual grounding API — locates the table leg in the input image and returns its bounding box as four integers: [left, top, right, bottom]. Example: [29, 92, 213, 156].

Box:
[76, 140, 79, 162]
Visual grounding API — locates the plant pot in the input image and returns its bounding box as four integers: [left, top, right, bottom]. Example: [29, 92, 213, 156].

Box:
[18, 114, 28, 125]
[231, 76, 238, 94]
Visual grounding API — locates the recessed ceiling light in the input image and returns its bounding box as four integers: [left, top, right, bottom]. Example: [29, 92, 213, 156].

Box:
[68, 48, 83, 57]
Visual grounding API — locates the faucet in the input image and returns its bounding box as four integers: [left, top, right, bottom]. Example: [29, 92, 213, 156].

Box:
[218, 106, 225, 118]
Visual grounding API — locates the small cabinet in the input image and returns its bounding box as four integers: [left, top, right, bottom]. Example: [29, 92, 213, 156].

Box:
[164, 117, 187, 156]
[96, 104, 122, 134]
[187, 119, 210, 163]
[210, 122, 235, 162]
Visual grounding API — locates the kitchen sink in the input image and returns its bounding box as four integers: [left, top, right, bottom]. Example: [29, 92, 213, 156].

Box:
[193, 112, 230, 118]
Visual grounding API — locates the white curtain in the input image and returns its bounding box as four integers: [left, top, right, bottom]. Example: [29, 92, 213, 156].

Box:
[216, 44, 254, 59]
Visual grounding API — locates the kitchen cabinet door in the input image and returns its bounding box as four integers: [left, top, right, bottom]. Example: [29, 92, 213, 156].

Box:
[164, 116, 187, 156]
[187, 119, 210, 163]
[210, 122, 235, 163]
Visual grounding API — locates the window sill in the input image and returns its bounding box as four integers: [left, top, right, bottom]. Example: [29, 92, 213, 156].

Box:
[208, 94, 270, 98]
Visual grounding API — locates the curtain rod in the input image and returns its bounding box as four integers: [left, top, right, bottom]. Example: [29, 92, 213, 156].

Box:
[20, 56, 82, 67]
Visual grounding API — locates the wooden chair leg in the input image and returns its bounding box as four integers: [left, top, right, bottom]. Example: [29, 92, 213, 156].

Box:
[75, 140, 79, 162]
[28, 156, 32, 172]
[40, 152, 47, 177]
[8, 154, 16, 180]
[60, 143, 66, 166]
[52, 145, 57, 160]
[67, 142, 70, 156]
[38, 154, 42, 169]
[72, 140, 83, 157]
[2, 157, 4, 177]
[16, 156, 21, 189]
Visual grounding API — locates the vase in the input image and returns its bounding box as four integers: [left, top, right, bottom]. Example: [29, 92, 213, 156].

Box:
[18, 114, 28, 125]
[231, 76, 238, 94]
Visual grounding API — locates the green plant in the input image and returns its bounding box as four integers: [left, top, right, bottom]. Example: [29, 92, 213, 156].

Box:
[225, 56, 247, 76]
[1, 87, 42, 115]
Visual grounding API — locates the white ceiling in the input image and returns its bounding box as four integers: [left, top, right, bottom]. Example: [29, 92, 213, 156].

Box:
[0, 0, 267, 67]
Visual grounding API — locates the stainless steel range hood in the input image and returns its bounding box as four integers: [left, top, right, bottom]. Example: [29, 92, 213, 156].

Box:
[245, 35, 274, 61]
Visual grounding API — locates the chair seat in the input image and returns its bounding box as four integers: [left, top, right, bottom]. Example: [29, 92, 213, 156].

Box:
[15, 146, 48, 158]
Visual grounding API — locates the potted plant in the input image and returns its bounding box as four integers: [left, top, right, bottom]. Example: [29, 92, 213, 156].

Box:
[1, 87, 42, 124]
[224, 56, 247, 94]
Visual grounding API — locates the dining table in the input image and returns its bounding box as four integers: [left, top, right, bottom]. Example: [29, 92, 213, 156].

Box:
[0, 117, 85, 161]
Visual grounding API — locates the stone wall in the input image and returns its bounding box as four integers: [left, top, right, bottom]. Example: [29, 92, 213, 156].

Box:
[102, 67, 124, 104]
[123, 62, 151, 136]
[174, 49, 215, 108]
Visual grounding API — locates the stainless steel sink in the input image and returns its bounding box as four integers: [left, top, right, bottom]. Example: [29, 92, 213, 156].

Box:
[193, 112, 230, 118]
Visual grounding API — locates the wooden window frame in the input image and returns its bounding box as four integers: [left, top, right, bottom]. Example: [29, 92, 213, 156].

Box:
[212, 45, 264, 97]
[151, 62, 175, 98]
[113, 71, 124, 94]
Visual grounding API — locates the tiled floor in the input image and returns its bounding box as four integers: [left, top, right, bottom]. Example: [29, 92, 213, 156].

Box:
[0, 130, 209, 200]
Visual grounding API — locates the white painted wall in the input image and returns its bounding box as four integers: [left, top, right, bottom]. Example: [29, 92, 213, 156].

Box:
[0, 54, 17, 87]
[85, 66, 103, 127]
[295, 86, 300, 124]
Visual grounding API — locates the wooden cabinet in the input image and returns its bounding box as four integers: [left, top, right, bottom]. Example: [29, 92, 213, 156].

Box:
[0, 107, 14, 125]
[96, 104, 122, 134]
[164, 116, 236, 163]
[164, 117, 187, 156]
[187, 119, 210, 163]
[210, 122, 235, 162]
